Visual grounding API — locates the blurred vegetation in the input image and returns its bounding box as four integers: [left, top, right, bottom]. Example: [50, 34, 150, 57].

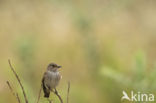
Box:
[0, 0, 156, 103]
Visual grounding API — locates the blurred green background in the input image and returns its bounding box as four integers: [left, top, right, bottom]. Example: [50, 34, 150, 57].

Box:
[0, 0, 156, 103]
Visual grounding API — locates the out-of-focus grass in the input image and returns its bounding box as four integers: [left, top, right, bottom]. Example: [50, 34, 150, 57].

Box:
[100, 51, 156, 102]
[0, 0, 156, 103]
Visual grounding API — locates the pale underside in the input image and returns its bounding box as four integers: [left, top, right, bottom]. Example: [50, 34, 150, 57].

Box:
[43, 71, 61, 90]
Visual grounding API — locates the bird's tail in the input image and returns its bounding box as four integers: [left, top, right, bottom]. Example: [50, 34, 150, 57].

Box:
[44, 90, 50, 98]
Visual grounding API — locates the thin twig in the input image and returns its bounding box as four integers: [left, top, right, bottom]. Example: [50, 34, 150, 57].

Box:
[36, 85, 42, 103]
[67, 81, 70, 103]
[8, 59, 28, 103]
[6, 81, 21, 103]
[53, 88, 63, 103]
[16, 94, 21, 103]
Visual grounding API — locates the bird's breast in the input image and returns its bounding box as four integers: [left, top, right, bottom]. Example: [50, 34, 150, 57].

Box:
[45, 71, 60, 88]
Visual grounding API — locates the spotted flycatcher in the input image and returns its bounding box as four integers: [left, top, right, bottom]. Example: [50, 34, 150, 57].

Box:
[42, 63, 62, 98]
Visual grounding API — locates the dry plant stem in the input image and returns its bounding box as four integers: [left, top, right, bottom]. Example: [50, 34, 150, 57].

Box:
[53, 88, 63, 103]
[36, 85, 42, 103]
[16, 94, 21, 103]
[6, 81, 21, 103]
[67, 82, 70, 103]
[8, 59, 28, 103]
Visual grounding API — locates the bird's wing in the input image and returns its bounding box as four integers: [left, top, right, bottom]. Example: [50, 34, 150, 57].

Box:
[42, 72, 50, 98]
[42, 72, 47, 89]
[42, 72, 49, 88]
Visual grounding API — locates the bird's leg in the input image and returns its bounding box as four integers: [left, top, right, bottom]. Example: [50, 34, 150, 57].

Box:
[50, 88, 58, 94]
[54, 88, 58, 94]
[50, 88, 55, 93]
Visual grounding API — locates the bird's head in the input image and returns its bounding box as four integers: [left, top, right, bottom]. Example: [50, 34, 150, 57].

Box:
[47, 63, 62, 72]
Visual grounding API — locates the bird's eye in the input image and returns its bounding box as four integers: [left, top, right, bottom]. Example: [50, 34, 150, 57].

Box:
[51, 64, 56, 67]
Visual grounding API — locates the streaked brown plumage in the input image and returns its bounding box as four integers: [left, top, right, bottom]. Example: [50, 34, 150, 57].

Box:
[42, 63, 62, 98]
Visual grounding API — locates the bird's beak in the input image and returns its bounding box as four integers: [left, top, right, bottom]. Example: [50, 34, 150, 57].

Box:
[57, 65, 62, 68]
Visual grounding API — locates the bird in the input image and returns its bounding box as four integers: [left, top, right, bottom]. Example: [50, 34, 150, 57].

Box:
[42, 63, 62, 98]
